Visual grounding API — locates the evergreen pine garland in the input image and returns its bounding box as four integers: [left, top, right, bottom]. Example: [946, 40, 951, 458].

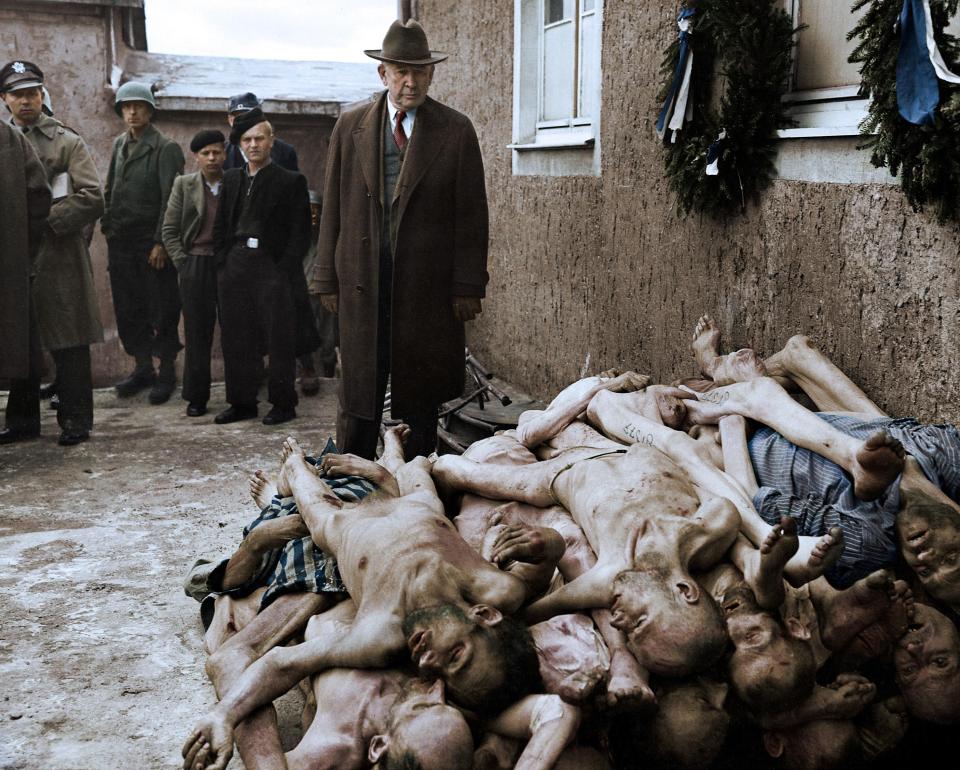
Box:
[849, 0, 960, 223]
[658, 0, 796, 217]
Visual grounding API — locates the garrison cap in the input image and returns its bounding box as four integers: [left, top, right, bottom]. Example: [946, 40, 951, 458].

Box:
[0, 60, 44, 93]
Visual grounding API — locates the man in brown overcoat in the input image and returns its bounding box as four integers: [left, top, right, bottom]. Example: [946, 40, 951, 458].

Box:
[311, 19, 489, 460]
[0, 107, 51, 444]
[2, 60, 105, 446]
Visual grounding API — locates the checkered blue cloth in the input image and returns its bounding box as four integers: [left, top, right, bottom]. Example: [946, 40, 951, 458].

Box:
[749, 414, 960, 587]
[237, 438, 378, 610]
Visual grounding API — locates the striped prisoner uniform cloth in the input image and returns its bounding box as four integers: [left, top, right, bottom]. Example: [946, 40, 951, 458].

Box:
[749, 414, 960, 588]
[221, 438, 377, 611]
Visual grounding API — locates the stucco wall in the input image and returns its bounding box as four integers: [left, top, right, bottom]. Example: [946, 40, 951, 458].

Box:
[417, 0, 960, 424]
[1, 4, 335, 386]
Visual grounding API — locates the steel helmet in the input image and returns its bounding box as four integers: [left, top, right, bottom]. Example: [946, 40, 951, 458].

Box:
[114, 81, 156, 115]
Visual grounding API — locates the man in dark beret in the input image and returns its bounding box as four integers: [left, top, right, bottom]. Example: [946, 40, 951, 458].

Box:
[223, 92, 299, 172]
[211, 109, 312, 425]
[162, 129, 226, 417]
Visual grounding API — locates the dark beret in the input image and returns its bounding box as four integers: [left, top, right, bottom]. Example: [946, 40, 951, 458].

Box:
[229, 107, 268, 145]
[190, 129, 225, 153]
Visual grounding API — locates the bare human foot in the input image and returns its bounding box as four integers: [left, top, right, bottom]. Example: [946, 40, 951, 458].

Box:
[691, 315, 767, 385]
[601, 648, 657, 713]
[784, 526, 845, 586]
[692, 315, 723, 378]
[276, 437, 307, 498]
[249, 469, 279, 509]
[850, 430, 905, 501]
[744, 517, 799, 610]
[817, 569, 897, 651]
[841, 579, 915, 662]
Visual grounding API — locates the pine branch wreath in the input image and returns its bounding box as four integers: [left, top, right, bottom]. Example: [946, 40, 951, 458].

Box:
[658, 0, 797, 218]
[849, 0, 960, 223]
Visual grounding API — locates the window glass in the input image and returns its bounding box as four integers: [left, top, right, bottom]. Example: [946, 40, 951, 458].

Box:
[794, 0, 866, 90]
[545, 0, 572, 25]
[543, 18, 575, 120]
[579, 7, 599, 119]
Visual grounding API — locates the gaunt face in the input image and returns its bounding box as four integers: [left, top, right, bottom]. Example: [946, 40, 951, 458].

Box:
[894, 603, 960, 707]
[387, 679, 473, 770]
[403, 604, 503, 710]
[121, 100, 152, 131]
[898, 503, 960, 609]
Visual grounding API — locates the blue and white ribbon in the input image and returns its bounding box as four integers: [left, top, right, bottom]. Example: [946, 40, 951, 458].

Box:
[656, 8, 696, 142]
[897, 0, 960, 125]
[705, 129, 727, 176]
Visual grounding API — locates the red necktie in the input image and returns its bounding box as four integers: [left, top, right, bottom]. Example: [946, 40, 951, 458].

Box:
[393, 110, 408, 152]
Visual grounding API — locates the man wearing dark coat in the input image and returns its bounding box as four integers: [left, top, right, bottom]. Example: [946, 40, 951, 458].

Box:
[213, 108, 312, 426]
[311, 19, 489, 460]
[0, 104, 51, 444]
[2, 60, 104, 446]
[222, 92, 299, 173]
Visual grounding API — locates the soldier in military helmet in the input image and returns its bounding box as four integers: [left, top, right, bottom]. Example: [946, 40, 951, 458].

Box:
[1, 60, 104, 446]
[101, 80, 185, 404]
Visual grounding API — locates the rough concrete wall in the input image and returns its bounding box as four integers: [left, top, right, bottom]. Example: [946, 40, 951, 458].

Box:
[418, 0, 960, 424]
[1, 6, 335, 386]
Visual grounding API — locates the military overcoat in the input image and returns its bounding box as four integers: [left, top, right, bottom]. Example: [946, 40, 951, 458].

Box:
[18, 113, 105, 350]
[0, 122, 51, 379]
[311, 92, 489, 420]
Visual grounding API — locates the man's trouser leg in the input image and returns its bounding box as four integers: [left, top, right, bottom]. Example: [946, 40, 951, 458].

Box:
[218, 246, 260, 408]
[52, 345, 93, 433]
[4, 377, 40, 434]
[106, 238, 154, 367]
[151, 258, 183, 367]
[179, 254, 218, 405]
[404, 408, 438, 460]
[258, 264, 297, 411]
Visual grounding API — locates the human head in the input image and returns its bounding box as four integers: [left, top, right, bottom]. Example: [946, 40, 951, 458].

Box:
[610, 562, 728, 676]
[403, 603, 542, 715]
[763, 718, 861, 770]
[368, 678, 473, 770]
[366, 19, 446, 112]
[1, 60, 45, 126]
[898, 490, 960, 611]
[894, 602, 960, 724]
[226, 91, 260, 127]
[114, 81, 156, 129]
[723, 586, 816, 714]
[230, 108, 273, 168]
[190, 129, 226, 178]
[636, 677, 731, 770]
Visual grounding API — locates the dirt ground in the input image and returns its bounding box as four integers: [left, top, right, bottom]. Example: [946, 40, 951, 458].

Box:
[0, 380, 342, 769]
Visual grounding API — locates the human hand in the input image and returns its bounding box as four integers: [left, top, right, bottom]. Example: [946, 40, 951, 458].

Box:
[490, 524, 552, 566]
[148, 244, 168, 269]
[822, 674, 876, 719]
[606, 370, 652, 392]
[452, 295, 482, 322]
[319, 293, 338, 314]
[181, 712, 233, 770]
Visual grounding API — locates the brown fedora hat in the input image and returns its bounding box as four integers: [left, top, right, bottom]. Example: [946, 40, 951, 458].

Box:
[365, 19, 449, 65]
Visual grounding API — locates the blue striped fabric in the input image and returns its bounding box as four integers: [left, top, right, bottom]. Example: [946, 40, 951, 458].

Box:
[241, 438, 378, 609]
[748, 414, 960, 587]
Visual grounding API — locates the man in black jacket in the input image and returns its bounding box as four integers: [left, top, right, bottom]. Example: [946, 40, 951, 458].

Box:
[222, 92, 299, 172]
[213, 108, 310, 426]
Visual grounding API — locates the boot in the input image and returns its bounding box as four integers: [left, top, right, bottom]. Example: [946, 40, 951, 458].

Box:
[115, 359, 155, 398]
[149, 358, 177, 405]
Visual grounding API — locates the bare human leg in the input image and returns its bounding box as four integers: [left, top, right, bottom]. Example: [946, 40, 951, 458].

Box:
[763, 335, 885, 416]
[684, 378, 904, 501]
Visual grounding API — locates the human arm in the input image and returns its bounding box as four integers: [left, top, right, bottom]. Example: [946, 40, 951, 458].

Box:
[154, 138, 184, 245]
[220, 514, 311, 591]
[316, 453, 401, 497]
[309, 117, 343, 296]
[161, 175, 189, 270]
[522, 565, 616, 625]
[453, 295, 482, 322]
[451, 118, 489, 299]
[182, 609, 403, 770]
[718, 415, 759, 496]
[515, 371, 650, 449]
[100, 138, 118, 237]
[484, 694, 580, 770]
[22, 137, 52, 262]
[47, 135, 103, 236]
[281, 174, 311, 275]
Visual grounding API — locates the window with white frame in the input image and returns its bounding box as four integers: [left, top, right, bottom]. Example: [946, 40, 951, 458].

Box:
[780, 1, 959, 137]
[512, 0, 602, 175]
[779, 0, 870, 138]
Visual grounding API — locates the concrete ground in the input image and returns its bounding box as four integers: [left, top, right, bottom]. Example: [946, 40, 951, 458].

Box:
[0, 380, 341, 769]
